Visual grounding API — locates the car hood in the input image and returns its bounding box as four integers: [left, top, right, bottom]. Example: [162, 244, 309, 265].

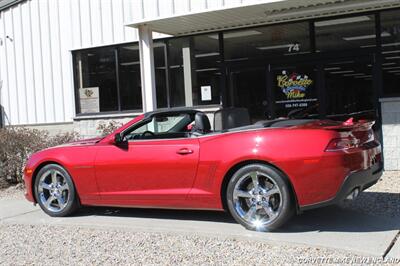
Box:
[57, 137, 103, 147]
[25, 137, 103, 170]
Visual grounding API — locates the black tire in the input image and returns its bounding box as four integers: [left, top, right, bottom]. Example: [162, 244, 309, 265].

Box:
[34, 164, 79, 217]
[226, 163, 294, 231]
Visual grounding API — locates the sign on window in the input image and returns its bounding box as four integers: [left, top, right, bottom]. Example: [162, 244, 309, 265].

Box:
[274, 70, 318, 116]
[201, 85, 212, 101]
[79, 87, 100, 113]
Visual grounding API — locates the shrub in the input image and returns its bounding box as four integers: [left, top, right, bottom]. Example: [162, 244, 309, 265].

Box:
[0, 127, 79, 186]
[97, 120, 123, 136]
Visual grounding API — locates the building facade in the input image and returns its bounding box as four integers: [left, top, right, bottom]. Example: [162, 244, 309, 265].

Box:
[0, 0, 400, 169]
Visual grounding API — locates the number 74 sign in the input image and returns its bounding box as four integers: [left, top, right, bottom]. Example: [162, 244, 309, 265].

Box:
[288, 43, 300, 52]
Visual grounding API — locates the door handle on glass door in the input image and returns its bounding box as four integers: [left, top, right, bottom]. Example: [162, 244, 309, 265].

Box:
[176, 148, 193, 155]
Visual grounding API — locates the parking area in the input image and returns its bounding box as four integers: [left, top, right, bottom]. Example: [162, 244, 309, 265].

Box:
[0, 172, 399, 264]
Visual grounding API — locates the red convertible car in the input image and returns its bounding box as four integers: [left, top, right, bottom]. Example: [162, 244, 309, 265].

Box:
[23, 108, 383, 231]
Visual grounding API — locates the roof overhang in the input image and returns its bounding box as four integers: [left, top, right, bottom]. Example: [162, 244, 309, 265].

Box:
[0, 0, 25, 12]
[126, 0, 400, 36]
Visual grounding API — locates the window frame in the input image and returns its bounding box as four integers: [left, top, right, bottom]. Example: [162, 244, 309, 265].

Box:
[72, 46, 144, 116]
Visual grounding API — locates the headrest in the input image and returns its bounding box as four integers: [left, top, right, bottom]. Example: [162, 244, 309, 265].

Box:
[194, 112, 211, 133]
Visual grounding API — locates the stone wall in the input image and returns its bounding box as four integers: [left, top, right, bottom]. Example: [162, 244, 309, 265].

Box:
[24, 119, 129, 138]
[25, 122, 75, 136]
[380, 97, 400, 171]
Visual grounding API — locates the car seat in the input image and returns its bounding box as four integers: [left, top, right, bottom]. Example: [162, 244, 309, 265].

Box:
[191, 112, 211, 135]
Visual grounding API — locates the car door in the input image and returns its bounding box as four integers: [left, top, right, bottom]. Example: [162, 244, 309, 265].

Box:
[94, 134, 200, 204]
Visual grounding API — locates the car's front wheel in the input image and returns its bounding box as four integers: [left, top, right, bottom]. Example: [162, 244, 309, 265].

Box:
[226, 164, 293, 231]
[34, 164, 79, 217]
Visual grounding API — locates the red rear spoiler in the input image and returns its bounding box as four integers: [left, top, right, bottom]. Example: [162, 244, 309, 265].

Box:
[343, 117, 354, 126]
[322, 118, 375, 131]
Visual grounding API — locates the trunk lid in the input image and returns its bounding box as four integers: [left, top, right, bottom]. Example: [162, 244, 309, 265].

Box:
[298, 118, 377, 150]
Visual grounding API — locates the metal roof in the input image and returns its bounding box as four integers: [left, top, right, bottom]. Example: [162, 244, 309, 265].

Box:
[0, 0, 24, 11]
[126, 0, 400, 36]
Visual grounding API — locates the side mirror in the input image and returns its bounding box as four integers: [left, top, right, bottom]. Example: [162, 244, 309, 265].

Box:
[114, 133, 125, 145]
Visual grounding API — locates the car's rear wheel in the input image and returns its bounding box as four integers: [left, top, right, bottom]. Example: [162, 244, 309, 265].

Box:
[226, 164, 293, 231]
[34, 164, 79, 217]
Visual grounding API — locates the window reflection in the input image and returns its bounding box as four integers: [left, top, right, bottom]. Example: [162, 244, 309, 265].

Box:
[316, 15, 376, 52]
[224, 22, 310, 61]
[324, 60, 374, 118]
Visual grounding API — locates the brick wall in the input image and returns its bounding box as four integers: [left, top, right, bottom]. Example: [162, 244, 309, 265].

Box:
[380, 98, 400, 171]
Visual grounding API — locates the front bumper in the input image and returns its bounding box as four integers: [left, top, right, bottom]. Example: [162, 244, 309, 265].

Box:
[23, 168, 35, 203]
[300, 161, 383, 211]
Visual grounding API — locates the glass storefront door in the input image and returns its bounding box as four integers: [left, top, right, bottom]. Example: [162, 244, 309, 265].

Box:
[228, 67, 268, 122]
[270, 63, 319, 118]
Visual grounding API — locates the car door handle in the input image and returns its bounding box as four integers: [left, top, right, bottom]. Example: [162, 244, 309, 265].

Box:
[176, 148, 194, 155]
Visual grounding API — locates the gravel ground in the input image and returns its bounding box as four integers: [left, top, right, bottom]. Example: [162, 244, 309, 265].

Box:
[342, 171, 400, 219]
[0, 224, 372, 265]
[0, 171, 398, 265]
[0, 184, 24, 200]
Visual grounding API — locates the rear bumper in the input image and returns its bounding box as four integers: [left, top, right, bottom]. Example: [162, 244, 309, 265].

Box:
[300, 161, 383, 211]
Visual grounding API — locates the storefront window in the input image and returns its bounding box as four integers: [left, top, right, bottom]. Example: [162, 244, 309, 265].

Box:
[74, 42, 168, 114]
[192, 34, 221, 105]
[74, 47, 118, 113]
[167, 38, 186, 107]
[324, 59, 374, 118]
[72, 9, 400, 118]
[118, 45, 142, 111]
[167, 34, 221, 107]
[154, 43, 168, 108]
[230, 67, 268, 120]
[315, 15, 376, 52]
[224, 22, 310, 61]
[381, 10, 400, 96]
[118, 43, 168, 110]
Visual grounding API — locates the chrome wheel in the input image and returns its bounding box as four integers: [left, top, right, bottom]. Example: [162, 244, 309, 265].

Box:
[233, 170, 283, 229]
[37, 169, 70, 213]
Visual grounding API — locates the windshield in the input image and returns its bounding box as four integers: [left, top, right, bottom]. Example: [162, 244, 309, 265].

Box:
[131, 114, 191, 134]
[123, 113, 194, 140]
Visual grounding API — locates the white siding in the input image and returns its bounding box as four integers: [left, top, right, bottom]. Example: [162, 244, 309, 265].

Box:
[0, 0, 289, 125]
[30, 0, 46, 123]
[21, 2, 36, 124]
[4, 7, 19, 123]
[0, 0, 143, 125]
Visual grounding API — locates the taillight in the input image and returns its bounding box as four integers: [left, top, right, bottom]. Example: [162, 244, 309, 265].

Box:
[325, 137, 360, 152]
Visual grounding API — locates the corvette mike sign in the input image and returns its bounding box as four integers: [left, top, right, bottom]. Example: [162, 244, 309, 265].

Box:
[275, 70, 318, 115]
